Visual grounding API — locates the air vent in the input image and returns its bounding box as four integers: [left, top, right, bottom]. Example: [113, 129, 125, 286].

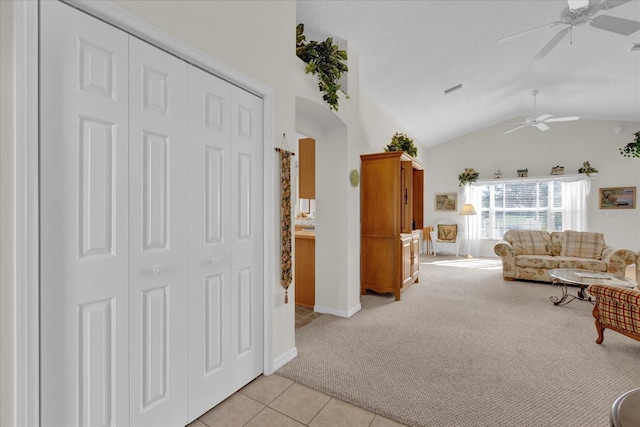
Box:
[630, 43, 640, 52]
[443, 83, 463, 95]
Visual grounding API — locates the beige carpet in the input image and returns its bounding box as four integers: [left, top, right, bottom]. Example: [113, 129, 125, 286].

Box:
[277, 256, 640, 427]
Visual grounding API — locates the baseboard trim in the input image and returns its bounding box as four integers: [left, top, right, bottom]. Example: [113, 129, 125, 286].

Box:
[270, 346, 298, 373]
[315, 303, 361, 318]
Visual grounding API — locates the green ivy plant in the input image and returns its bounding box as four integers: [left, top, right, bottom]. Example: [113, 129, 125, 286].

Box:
[458, 168, 479, 187]
[296, 23, 349, 111]
[619, 131, 640, 158]
[384, 132, 418, 158]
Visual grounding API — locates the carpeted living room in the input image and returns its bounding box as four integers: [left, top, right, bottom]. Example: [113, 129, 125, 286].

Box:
[279, 254, 640, 427]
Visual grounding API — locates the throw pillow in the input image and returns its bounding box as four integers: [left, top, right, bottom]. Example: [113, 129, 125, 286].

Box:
[560, 230, 604, 260]
[504, 230, 551, 255]
[437, 224, 457, 242]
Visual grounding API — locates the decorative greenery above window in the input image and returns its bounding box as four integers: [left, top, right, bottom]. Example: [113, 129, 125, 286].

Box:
[619, 131, 640, 158]
[296, 23, 349, 111]
[384, 132, 418, 157]
[458, 168, 479, 187]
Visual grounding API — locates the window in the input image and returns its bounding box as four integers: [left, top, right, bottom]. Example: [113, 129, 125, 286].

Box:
[473, 176, 589, 239]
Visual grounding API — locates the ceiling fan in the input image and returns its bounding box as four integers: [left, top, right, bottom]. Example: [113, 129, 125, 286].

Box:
[504, 90, 580, 134]
[498, 0, 640, 60]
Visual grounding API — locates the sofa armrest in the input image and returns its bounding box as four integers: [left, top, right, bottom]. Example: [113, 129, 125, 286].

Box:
[494, 240, 516, 279]
[601, 247, 637, 279]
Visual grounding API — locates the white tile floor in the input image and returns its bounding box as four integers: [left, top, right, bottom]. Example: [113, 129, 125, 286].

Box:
[187, 373, 406, 427]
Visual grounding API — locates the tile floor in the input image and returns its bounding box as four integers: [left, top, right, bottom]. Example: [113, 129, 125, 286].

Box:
[186, 305, 406, 427]
[187, 373, 406, 427]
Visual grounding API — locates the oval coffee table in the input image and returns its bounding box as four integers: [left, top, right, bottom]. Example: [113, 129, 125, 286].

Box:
[549, 268, 637, 306]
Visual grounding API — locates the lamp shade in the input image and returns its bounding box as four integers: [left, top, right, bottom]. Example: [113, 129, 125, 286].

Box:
[459, 203, 477, 216]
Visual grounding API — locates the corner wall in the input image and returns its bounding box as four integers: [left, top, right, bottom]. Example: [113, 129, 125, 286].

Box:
[424, 118, 640, 255]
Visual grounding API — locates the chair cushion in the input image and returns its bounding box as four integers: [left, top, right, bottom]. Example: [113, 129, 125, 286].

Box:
[560, 230, 604, 260]
[504, 230, 551, 256]
[437, 224, 457, 242]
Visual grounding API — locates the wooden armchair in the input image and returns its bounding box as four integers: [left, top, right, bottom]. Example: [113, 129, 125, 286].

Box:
[588, 284, 640, 344]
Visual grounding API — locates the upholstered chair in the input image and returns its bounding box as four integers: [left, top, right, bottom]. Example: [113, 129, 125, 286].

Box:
[589, 283, 640, 344]
[429, 221, 464, 257]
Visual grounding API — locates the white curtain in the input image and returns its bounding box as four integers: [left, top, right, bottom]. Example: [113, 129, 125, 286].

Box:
[463, 185, 483, 256]
[562, 179, 589, 231]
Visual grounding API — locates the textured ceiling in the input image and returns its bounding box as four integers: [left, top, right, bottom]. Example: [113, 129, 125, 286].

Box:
[296, 0, 640, 147]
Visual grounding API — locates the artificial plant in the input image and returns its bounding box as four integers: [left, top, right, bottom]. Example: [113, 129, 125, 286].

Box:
[384, 132, 418, 158]
[296, 23, 349, 111]
[458, 168, 479, 187]
[619, 131, 640, 158]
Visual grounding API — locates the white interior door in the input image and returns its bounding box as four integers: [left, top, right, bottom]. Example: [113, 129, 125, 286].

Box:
[186, 66, 265, 422]
[229, 86, 264, 387]
[128, 37, 189, 427]
[186, 66, 233, 419]
[40, 1, 130, 425]
[40, 2, 264, 426]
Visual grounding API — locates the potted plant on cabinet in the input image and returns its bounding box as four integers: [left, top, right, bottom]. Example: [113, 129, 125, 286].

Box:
[384, 132, 418, 158]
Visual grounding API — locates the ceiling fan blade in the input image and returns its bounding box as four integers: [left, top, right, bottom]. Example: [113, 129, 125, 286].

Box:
[590, 15, 640, 35]
[534, 123, 551, 131]
[497, 21, 563, 43]
[533, 27, 571, 61]
[535, 114, 553, 122]
[602, 0, 632, 10]
[504, 124, 530, 135]
[545, 116, 580, 122]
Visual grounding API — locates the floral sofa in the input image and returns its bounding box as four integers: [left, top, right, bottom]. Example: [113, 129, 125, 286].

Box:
[494, 230, 636, 282]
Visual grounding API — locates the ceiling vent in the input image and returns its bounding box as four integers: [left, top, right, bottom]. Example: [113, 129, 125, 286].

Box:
[630, 43, 640, 52]
[443, 83, 463, 95]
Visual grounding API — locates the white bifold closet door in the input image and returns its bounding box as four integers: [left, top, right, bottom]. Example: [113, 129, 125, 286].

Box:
[186, 65, 264, 420]
[40, 2, 131, 425]
[128, 37, 189, 426]
[39, 1, 264, 426]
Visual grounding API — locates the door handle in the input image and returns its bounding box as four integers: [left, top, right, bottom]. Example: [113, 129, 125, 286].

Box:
[211, 257, 220, 265]
[152, 265, 163, 275]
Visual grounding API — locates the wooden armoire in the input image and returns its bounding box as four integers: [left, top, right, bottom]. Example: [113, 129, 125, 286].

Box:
[360, 152, 424, 300]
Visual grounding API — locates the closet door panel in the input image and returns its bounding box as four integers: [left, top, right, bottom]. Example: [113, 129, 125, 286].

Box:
[129, 37, 189, 427]
[40, 2, 130, 426]
[186, 66, 233, 420]
[230, 88, 264, 387]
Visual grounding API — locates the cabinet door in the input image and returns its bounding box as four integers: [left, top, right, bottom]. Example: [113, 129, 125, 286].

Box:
[401, 236, 413, 288]
[411, 233, 420, 282]
[299, 137, 316, 200]
[401, 161, 413, 233]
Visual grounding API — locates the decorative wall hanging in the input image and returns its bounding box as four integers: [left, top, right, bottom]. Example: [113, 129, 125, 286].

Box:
[435, 193, 457, 211]
[599, 187, 636, 209]
[276, 134, 295, 303]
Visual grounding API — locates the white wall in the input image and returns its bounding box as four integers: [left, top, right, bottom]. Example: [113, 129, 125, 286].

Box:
[424, 118, 640, 255]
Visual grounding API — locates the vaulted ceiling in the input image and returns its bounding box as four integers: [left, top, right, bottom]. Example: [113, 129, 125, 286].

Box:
[296, 0, 640, 147]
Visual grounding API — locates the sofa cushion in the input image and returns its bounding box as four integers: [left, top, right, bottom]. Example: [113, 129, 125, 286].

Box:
[504, 230, 551, 256]
[437, 224, 457, 242]
[516, 255, 559, 269]
[560, 230, 605, 260]
[556, 257, 608, 272]
[550, 232, 564, 256]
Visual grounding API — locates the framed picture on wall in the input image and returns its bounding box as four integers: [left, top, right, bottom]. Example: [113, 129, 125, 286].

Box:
[599, 187, 636, 209]
[435, 193, 457, 211]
